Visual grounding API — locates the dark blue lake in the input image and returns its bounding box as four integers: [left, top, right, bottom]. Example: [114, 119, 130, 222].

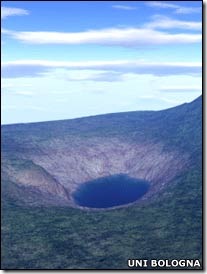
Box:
[72, 174, 150, 209]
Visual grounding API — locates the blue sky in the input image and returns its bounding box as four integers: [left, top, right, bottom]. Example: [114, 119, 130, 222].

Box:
[1, 1, 202, 124]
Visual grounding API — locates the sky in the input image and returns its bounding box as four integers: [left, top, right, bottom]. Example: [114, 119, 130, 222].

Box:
[1, 1, 202, 124]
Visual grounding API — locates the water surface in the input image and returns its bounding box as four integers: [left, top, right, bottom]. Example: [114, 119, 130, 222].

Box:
[72, 174, 150, 209]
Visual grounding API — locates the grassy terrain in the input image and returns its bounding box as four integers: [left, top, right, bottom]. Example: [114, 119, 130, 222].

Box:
[1, 96, 203, 269]
[1, 165, 202, 269]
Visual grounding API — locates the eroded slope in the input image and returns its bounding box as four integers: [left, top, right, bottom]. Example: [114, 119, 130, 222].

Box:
[2, 96, 201, 208]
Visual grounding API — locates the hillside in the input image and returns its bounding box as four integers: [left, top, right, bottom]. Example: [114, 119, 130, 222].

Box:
[1, 96, 202, 269]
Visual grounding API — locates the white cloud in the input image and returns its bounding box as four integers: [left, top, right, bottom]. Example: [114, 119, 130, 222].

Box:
[14, 91, 34, 96]
[147, 2, 178, 9]
[112, 5, 137, 10]
[1, 6, 29, 19]
[175, 7, 202, 14]
[3, 27, 201, 46]
[2, 71, 201, 124]
[2, 59, 202, 78]
[159, 86, 201, 93]
[1, 28, 11, 34]
[2, 61, 47, 78]
[65, 71, 124, 82]
[146, 2, 201, 14]
[145, 16, 201, 30]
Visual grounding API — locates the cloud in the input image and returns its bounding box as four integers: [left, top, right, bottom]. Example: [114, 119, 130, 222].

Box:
[14, 91, 34, 96]
[159, 86, 201, 93]
[146, 2, 201, 14]
[89, 72, 124, 82]
[1, 28, 12, 34]
[2, 63, 48, 78]
[147, 2, 178, 9]
[145, 16, 201, 31]
[112, 5, 137, 10]
[2, 60, 202, 78]
[1, 6, 29, 19]
[65, 71, 124, 82]
[3, 27, 201, 46]
[175, 7, 202, 14]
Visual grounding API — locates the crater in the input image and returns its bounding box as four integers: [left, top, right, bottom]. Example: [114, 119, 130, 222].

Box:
[3, 137, 190, 208]
[72, 174, 150, 209]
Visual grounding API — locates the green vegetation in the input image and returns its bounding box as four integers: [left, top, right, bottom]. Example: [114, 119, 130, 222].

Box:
[1, 96, 202, 269]
[1, 166, 202, 269]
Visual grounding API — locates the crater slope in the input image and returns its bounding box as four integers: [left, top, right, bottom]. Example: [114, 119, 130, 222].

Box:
[2, 96, 201, 208]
